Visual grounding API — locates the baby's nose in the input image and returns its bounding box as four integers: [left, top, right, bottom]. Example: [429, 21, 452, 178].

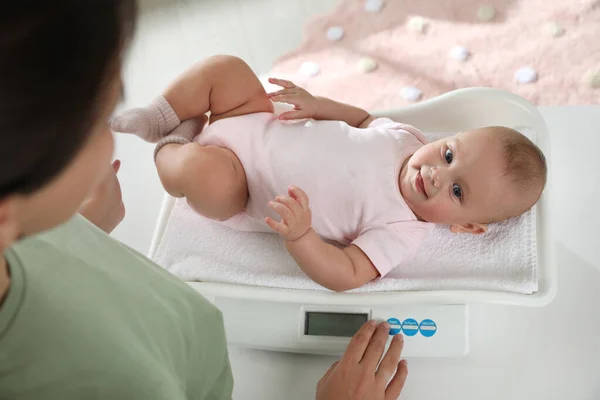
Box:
[431, 167, 441, 188]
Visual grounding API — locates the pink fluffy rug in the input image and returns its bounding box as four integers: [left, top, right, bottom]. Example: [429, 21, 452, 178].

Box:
[270, 0, 600, 108]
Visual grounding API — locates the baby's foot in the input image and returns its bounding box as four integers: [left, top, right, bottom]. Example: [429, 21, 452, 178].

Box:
[169, 115, 208, 142]
[153, 115, 208, 161]
[111, 95, 180, 143]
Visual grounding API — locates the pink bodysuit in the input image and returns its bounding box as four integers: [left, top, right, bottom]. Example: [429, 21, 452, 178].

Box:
[196, 113, 433, 276]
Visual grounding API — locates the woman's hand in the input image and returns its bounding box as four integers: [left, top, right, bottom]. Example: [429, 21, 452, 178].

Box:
[267, 78, 319, 120]
[79, 160, 125, 234]
[316, 321, 408, 400]
[265, 186, 312, 241]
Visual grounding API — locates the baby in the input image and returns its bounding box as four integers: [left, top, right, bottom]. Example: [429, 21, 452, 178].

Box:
[112, 55, 547, 292]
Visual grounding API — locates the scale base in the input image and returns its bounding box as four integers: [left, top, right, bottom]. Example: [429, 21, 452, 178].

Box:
[214, 297, 469, 357]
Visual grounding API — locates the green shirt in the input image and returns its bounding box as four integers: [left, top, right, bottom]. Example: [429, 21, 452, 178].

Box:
[0, 215, 233, 399]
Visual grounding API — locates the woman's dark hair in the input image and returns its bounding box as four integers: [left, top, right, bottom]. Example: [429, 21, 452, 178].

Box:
[0, 0, 136, 197]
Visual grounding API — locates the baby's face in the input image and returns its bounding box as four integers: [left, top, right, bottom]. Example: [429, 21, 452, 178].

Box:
[399, 128, 523, 232]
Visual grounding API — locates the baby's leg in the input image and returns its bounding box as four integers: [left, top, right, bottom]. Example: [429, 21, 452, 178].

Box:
[117, 56, 271, 220]
[111, 55, 273, 142]
[164, 55, 274, 123]
[156, 139, 248, 220]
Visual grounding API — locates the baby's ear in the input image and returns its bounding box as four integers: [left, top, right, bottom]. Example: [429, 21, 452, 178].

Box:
[449, 223, 488, 235]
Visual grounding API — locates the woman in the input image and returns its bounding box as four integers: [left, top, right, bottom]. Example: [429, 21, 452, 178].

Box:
[0, 1, 407, 399]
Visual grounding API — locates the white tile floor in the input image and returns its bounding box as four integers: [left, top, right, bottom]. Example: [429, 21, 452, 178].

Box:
[113, 1, 600, 399]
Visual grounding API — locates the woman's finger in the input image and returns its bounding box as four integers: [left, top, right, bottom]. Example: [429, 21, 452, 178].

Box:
[385, 360, 408, 400]
[278, 110, 310, 121]
[275, 196, 301, 217]
[288, 186, 310, 210]
[268, 200, 294, 223]
[376, 334, 404, 384]
[359, 321, 390, 368]
[265, 217, 288, 235]
[340, 320, 377, 365]
[268, 77, 296, 88]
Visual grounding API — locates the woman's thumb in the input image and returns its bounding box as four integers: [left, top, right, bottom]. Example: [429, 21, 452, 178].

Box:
[322, 361, 339, 381]
[112, 159, 121, 173]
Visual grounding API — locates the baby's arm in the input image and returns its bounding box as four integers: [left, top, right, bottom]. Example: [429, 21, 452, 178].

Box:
[313, 97, 375, 128]
[286, 231, 379, 292]
[266, 186, 379, 292]
[268, 78, 375, 128]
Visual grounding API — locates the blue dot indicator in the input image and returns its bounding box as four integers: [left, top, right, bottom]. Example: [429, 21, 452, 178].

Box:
[402, 318, 419, 336]
[387, 318, 402, 335]
[419, 319, 437, 338]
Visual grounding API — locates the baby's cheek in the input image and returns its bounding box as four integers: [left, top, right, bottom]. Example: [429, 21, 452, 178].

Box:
[423, 200, 457, 224]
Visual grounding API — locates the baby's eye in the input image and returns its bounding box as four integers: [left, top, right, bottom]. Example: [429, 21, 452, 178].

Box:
[452, 183, 463, 200]
[445, 148, 453, 164]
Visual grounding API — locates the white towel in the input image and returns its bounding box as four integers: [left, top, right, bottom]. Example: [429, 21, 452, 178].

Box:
[152, 129, 538, 295]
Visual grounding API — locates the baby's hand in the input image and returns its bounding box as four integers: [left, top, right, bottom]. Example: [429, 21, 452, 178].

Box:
[267, 78, 319, 120]
[266, 186, 312, 241]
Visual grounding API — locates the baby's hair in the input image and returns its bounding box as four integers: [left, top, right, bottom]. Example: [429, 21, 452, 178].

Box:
[492, 127, 547, 218]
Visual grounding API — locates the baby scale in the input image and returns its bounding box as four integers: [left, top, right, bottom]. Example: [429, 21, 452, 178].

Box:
[149, 87, 556, 357]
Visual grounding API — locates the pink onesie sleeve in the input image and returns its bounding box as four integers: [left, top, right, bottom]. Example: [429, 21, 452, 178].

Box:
[368, 117, 429, 145]
[352, 221, 433, 276]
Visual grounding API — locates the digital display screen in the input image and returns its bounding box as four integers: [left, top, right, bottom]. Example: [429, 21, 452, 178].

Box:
[304, 312, 369, 337]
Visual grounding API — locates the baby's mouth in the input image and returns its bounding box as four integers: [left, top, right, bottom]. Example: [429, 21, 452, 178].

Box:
[416, 171, 428, 198]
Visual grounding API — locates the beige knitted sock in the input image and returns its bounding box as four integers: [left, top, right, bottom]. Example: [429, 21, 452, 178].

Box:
[111, 95, 181, 143]
[153, 116, 207, 161]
